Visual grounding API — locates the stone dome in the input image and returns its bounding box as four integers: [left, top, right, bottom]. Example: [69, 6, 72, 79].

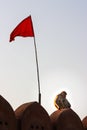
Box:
[0, 95, 17, 130]
[50, 108, 84, 130]
[15, 101, 52, 130]
[82, 116, 87, 130]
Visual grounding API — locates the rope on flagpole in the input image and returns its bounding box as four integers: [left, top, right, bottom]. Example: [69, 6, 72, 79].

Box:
[33, 37, 41, 105]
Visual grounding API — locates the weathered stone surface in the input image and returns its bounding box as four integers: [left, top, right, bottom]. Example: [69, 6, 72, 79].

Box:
[50, 108, 84, 130]
[82, 116, 87, 130]
[15, 101, 52, 130]
[0, 95, 17, 130]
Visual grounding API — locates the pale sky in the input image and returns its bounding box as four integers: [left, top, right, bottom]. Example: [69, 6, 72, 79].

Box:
[0, 0, 87, 119]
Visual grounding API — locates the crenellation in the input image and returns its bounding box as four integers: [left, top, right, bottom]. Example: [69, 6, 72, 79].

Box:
[0, 95, 85, 130]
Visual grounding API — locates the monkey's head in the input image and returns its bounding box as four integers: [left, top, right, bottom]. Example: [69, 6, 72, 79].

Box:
[60, 91, 67, 98]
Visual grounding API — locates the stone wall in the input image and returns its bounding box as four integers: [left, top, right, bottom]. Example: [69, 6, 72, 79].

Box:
[0, 95, 85, 130]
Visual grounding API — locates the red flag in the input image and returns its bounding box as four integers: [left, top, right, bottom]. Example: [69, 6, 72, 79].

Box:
[9, 16, 34, 42]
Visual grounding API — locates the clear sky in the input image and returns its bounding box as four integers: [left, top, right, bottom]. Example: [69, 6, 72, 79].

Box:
[0, 0, 87, 119]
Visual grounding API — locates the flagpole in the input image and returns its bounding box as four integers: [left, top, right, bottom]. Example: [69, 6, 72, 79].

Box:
[33, 36, 41, 105]
[9, 15, 41, 104]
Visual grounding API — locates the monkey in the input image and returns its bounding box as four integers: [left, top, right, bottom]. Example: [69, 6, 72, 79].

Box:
[54, 91, 71, 110]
